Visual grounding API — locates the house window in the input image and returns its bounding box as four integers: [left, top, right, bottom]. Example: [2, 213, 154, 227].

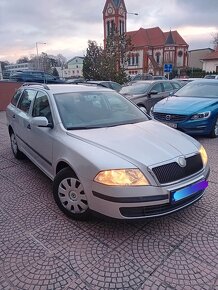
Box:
[136, 54, 139, 66]
[156, 52, 161, 64]
[178, 50, 183, 57]
[216, 66, 218, 73]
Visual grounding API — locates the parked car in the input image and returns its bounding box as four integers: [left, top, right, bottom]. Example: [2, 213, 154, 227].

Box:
[6, 83, 209, 220]
[172, 78, 202, 86]
[66, 78, 85, 84]
[9, 70, 65, 84]
[86, 80, 122, 91]
[131, 74, 167, 81]
[151, 79, 218, 138]
[153, 76, 167, 80]
[119, 80, 182, 113]
[131, 73, 153, 81]
[204, 74, 218, 79]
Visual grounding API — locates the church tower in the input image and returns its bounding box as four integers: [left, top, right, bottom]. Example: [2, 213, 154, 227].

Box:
[103, 0, 127, 48]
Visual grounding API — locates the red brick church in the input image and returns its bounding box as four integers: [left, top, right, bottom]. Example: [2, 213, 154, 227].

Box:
[103, 0, 189, 76]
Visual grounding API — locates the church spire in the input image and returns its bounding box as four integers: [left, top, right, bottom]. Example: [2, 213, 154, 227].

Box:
[103, 0, 127, 47]
[165, 30, 175, 45]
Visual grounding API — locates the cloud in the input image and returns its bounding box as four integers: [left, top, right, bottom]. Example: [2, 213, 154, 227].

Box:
[0, 0, 217, 62]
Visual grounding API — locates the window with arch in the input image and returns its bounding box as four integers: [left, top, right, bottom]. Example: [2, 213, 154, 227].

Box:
[178, 50, 183, 57]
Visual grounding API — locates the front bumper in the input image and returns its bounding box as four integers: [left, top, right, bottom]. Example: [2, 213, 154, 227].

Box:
[85, 166, 210, 219]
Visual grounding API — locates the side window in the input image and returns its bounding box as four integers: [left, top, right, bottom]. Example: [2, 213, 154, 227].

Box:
[152, 83, 163, 93]
[17, 89, 36, 113]
[32, 91, 52, 123]
[110, 82, 122, 91]
[172, 82, 181, 90]
[11, 90, 22, 106]
[162, 82, 173, 91]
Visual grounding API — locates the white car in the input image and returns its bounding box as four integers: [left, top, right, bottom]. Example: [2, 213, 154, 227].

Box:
[6, 83, 210, 220]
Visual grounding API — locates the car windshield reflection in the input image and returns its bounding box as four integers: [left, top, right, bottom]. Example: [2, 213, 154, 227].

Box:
[176, 82, 218, 98]
[54, 91, 148, 130]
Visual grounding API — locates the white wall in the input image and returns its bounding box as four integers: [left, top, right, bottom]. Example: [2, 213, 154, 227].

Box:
[203, 60, 218, 72]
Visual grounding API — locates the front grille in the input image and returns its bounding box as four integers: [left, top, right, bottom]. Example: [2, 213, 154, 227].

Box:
[152, 154, 203, 184]
[120, 190, 204, 218]
[153, 112, 188, 122]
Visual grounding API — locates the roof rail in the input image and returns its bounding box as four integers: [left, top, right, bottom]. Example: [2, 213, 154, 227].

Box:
[22, 82, 50, 90]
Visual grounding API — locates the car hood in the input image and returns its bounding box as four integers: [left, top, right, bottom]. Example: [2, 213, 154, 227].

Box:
[67, 120, 199, 167]
[154, 96, 218, 114]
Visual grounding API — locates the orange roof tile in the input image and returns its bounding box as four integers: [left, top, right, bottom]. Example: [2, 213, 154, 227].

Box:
[126, 27, 187, 48]
[202, 50, 218, 60]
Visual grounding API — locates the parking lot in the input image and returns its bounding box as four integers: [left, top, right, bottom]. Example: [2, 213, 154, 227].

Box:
[0, 110, 217, 290]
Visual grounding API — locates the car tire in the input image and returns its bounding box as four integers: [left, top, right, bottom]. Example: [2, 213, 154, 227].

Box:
[209, 117, 218, 138]
[10, 131, 25, 159]
[53, 167, 90, 220]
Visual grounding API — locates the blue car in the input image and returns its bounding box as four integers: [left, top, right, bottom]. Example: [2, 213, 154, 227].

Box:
[151, 80, 218, 138]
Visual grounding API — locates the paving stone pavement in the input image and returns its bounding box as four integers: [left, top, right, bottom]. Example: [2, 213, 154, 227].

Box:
[0, 111, 218, 290]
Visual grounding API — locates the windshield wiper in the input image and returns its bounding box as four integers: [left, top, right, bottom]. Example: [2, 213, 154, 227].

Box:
[67, 126, 104, 130]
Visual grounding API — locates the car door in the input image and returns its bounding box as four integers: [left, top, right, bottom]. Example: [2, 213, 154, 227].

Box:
[27, 91, 54, 176]
[146, 82, 164, 111]
[6, 89, 23, 133]
[15, 89, 37, 153]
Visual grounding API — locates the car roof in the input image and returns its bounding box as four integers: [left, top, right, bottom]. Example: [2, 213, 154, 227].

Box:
[21, 83, 112, 94]
[129, 79, 175, 84]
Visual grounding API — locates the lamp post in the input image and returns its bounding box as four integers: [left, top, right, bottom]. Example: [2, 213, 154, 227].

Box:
[127, 12, 138, 16]
[36, 42, 46, 70]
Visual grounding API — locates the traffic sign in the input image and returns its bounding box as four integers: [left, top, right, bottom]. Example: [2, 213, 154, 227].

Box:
[164, 63, 173, 73]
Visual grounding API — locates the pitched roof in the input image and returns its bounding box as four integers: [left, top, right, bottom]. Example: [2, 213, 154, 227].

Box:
[202, 50, 218, 60]
[126, 27, 187, 48]
[164, 31, 187, 46]
[165, 30, 175, 45]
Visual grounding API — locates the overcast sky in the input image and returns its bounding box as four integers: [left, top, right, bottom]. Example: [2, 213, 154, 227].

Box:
[0, 0, 217, 63]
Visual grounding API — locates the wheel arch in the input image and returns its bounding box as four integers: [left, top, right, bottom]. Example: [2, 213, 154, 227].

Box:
[56, 161, 78, 178]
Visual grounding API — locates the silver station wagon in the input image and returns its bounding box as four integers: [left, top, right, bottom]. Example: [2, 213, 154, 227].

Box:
[6, 83, 210, 220]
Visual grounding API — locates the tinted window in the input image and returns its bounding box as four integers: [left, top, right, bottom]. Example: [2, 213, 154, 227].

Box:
[32, 91, 52, 123]
[171, 82, 181, 90]
[152, 83, 163, 93]
[54, 91, 148, 129]
[17, 89, 37, 113]
[162, 82, 173, 91]
[11, 90, 22, 106]
[110, 82, 122, 91]
[120, 83, 151, 95]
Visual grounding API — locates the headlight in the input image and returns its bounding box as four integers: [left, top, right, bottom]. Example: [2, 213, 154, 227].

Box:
[94, 169, 150, 186]
[190, 111, 211, 120]
[199, 145, 208, 166]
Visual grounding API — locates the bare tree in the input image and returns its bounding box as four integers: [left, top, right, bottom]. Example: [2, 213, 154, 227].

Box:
[212, 32, 218, 50]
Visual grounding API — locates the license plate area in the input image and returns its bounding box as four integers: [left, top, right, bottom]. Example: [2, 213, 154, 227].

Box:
[162, 122, 177, 129]
[171, 180, 208, 204]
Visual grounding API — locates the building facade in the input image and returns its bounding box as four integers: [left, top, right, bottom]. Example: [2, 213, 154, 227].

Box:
[103, 0, 189, 76]
[202, 50, 218, 73]
[188, 48, 214, 69]
[56, 56, 84, 79]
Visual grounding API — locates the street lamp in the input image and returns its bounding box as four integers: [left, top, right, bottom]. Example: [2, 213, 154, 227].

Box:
[36, 42, 46, 70]
[127, 12, 139, 16]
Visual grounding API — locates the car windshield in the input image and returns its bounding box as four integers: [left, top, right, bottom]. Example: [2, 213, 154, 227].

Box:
[54, 91, 148, 130]
[175, 81, 218, 98]
[119, 83, 151, 95]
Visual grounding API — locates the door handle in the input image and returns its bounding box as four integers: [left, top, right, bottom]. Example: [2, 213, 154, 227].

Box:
[27, 124, 31, 129]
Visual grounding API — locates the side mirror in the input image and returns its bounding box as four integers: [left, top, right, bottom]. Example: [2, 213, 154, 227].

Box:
[31, 116, 52, 128]
[149, 90, 158, 96]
